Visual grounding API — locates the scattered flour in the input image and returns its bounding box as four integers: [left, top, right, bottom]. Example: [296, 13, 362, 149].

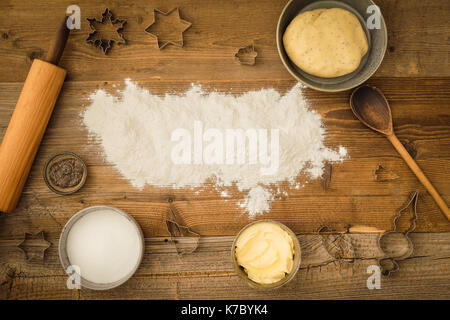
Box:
[220, 190, 231, 198]
[239, 186, 274, 216]
[82, 79, 347, 217]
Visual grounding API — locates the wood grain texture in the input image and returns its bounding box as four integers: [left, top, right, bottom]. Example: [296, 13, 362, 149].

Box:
[0, 233, 449, 300]
[1, 78, 449, 239]
[387, 134, 450, 219]
[0, 0, 449, 299]
[0, 0, 449, 83]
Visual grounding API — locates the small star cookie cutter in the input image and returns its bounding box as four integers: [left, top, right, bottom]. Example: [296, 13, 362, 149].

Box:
[377, 191, 419, 276]
[86, 8, 126, 54]
[144, 8, 192, 49]
[17, 231, 51, 261]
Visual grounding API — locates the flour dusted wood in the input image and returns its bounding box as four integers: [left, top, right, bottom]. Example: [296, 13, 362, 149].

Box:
[83, 80, 347, 216]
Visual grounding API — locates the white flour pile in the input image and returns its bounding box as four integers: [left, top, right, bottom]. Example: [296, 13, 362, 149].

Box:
[83, 79, 347, 217]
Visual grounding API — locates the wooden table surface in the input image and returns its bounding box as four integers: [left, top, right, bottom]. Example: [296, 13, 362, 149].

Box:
[0, 0, 449, 299]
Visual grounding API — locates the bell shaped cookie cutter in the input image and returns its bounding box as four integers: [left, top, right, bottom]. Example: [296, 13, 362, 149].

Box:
[166, 197, 200, 255]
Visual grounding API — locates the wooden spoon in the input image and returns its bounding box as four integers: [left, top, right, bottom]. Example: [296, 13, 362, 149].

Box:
[350, 85, 450, 221]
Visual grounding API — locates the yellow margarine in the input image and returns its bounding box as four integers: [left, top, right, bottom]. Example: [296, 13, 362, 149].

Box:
[235, 222, 294, 284]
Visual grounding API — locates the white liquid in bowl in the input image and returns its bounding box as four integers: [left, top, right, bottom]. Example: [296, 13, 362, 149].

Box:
[66, 209, 142, 284]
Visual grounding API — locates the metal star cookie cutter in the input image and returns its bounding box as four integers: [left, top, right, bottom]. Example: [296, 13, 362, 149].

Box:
[86, 8, 126, 54]
[377, 191, 419, 276]
[144, 7, 192, 49]
[17, 231, 51, 261]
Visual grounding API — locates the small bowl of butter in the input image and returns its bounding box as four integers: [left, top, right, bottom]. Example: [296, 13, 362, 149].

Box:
[232, 220, 301, 289]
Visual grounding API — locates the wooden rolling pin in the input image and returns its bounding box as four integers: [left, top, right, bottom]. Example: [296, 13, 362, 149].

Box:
[0, 18, 70, 213]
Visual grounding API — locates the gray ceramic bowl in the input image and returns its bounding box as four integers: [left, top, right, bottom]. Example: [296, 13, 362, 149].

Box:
[277, 0, 387, 92]
[59, 205, 145, 290]
[232, 220, 301, 289]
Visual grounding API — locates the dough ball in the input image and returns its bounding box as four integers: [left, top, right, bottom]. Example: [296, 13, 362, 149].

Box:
[283, 8, 368, 78]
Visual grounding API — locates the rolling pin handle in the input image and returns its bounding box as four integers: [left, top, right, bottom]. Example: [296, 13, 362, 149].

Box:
[45, 16, 70, 65]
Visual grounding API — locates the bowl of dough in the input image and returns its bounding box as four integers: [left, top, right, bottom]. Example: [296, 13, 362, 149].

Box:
[277, 0, 387, 92]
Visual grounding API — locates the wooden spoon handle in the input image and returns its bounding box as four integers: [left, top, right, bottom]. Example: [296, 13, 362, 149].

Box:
[387, 134, 450, 220]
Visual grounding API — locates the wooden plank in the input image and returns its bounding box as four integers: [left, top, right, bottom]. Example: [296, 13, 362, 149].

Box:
[0, 0, 449, 301]
[0, 233, 449, 299]
[0, 78, 449, 237]
[0, 0, 449, 83]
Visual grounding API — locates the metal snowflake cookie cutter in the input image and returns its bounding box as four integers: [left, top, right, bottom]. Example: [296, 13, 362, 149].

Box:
[234, 44, 258, 66]
[144, 7, 192, 49]
[377, 191, 419, 276]
[43, 152, 88, 195]
[17, 231, 51, 261]
[86, 8, 126, 54]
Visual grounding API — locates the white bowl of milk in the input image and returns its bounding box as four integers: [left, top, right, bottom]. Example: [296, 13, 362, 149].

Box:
[59, 206, 145, 290]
